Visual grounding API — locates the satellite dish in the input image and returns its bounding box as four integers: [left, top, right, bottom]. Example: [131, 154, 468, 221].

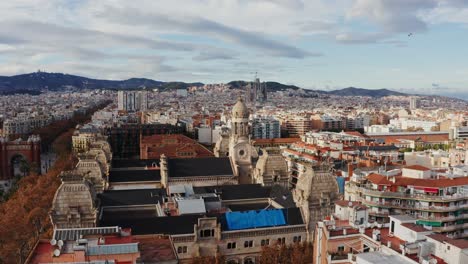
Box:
[57, 240, 64, 247]
[50, 239, 57, 246]
[53, 249, 61, 257]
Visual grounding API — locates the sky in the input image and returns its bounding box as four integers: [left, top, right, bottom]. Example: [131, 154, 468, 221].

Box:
[0, 0, 468, 98]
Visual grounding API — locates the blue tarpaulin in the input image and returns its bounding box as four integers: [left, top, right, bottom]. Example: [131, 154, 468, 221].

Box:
[336, 176, 345, 194]
[225, 209, 286, 230]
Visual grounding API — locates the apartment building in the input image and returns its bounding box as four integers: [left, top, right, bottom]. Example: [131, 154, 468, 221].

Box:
[345, 165, 468, 238]
[311, 115, 345, 131]
[251, 117, 280, 139]
[281, 116, 312, 137]
[314, 204, 468, 264]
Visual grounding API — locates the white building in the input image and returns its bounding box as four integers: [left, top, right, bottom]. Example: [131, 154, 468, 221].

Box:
[409, 97, 418, 110]
[117, 90, 147, 112]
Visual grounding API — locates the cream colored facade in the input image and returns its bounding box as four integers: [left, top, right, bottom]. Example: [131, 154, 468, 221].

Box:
[172, 216, 307, 264]
[292, 164, 340, 241]
[253, 148, 289, 188]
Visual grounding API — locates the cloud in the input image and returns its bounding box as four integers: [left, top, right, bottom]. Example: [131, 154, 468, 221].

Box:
[348, 0, 438, 33]
[0, 20, 197, 52]
[335, 32, 408, 47]
[0, 0, 468, 88]
[193, 50, 237, 61]
[98, 7, 316, 58]
[336, 32, 387, 44]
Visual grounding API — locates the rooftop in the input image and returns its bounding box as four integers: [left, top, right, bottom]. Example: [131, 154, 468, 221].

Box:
[193, 184, 272, 200]
[356, 251, 415, 264]
[404, 165, 431, 171]
[401, 223, 430, 232]
[168, 157, 234, 178]
[99, 189, 165, 207]
[427, 233, 468, 249]
[136, 235, 177, 263]
[109, 169, 161, 183]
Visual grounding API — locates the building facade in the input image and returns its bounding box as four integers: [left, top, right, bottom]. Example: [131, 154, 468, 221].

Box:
[252, 117, 280, 139]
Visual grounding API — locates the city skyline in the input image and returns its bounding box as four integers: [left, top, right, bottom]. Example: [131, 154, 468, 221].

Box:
[1, 1, 468, 99]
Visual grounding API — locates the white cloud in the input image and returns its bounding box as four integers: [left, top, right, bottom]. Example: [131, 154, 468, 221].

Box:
[0, 0, 468, 87]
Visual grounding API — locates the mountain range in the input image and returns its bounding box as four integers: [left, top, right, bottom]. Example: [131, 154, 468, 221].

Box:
[0, 71, 406, 97]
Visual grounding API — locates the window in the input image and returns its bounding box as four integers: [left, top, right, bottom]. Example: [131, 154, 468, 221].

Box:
[447, 245, 450, 250]
[177, 246, 187, 254]
[293, 236, 302, 243]
[227, 242, 237, 249]
[244, 240, 253, 248]
[277, 237, 286, 245]
[338, 246, 345, 252]
[261, 239, 270, 246]
[244, 258, 254, 264]
[200, 229, 215, 237]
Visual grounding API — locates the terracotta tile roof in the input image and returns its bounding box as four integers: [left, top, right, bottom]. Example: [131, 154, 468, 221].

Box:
[401, 223, 429, 232]
[427, 234, 468, 249]
[141, 134, 214, 159]
[367, 173, 394, 185]
[396, 176, 468, 188]
[344, 131, 368, 138]
[404, 165, 431, 171]
[367, 173, 468, 188]
[370, 133, 449, 144]
[136, 235, 177, 262]
[283, 149, 319, 161]
[253, 138, 301, 144]
[364, 228, 404, 252]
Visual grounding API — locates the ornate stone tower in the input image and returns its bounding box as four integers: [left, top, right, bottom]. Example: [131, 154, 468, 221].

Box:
[229, 97, 255, 184]
[292, 165, 339, 241]
[50, 171, 97, 228]
[253, 148, 289, 188]
[74, 153, 107, 193]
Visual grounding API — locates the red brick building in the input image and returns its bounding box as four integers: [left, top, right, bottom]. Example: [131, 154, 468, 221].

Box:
[140, 134, 214, 159]
[0, 135, 41, 180]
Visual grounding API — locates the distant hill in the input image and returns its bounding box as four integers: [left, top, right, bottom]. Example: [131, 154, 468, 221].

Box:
[0, 72, 202, 93]
[228, 81, 405, 97]
[327, 87, 406, 97]
[0, 72, 164, 91]
[0, 72, 407, 98]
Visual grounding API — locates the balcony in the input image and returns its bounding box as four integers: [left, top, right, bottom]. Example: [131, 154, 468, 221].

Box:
[361, 199, 468, 212]
[327, 253, 350, 264]
[359, 187, 468, 202]
[432, 223, 468, 232]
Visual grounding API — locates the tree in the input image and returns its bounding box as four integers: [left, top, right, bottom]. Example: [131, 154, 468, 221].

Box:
[191, 255, 225, 264]
[19, 159, 30, 177]
[0, 102, 110, 263]
[259, 242, 313, 264]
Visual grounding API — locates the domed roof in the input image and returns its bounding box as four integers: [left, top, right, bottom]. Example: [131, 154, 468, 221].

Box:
[232, 97, 249, 118]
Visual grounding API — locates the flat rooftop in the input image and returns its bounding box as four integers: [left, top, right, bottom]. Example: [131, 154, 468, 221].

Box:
[356, 251, 415, 264]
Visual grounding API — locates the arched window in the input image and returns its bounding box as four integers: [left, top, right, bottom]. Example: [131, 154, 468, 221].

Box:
[243, 257, 254, 264]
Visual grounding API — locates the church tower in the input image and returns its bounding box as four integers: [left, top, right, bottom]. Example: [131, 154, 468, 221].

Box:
[229, 97, 254, 184]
